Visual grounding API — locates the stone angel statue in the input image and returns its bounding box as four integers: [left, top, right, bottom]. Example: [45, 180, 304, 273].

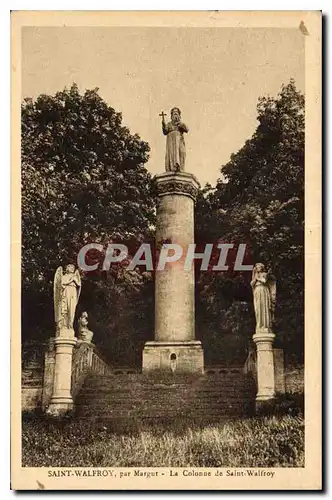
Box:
[54, 264, 81, 333]
[250, 263, 276, 333]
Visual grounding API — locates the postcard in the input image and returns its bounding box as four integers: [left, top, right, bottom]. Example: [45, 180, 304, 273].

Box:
[11, 10, 322, 490]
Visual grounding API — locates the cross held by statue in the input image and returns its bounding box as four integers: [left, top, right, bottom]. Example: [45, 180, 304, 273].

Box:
[159, 111, 167, 120]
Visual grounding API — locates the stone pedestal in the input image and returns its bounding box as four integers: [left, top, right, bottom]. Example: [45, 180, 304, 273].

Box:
[142, 171, 204, 373]
[46, 328, 76, 416]
[253, 330, 276, 409]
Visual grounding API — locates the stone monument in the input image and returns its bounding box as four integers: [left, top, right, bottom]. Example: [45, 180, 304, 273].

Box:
[251, 263, 277, 407]
[142, 108, 204, 373]
[46, 264, 81, 415]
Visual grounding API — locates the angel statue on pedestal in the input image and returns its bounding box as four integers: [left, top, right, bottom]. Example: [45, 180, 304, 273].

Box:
[54, 264, 81, 335]
[250, 263, 276, 333]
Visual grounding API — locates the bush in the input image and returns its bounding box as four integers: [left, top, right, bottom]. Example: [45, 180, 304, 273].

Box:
[275, 392, 304, 416]
[255, 392, 304, 418]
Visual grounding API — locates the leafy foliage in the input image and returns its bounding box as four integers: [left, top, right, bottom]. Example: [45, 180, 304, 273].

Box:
[196, 80, 304, 361]
[22, 84, 155, 362]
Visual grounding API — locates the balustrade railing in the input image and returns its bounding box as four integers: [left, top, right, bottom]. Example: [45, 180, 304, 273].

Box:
[71, 341, 110, 399]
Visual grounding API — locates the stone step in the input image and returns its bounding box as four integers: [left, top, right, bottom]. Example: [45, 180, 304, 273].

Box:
[76, 412, 252, 421]
[87, 370, 244, 378]
[76, 407, 251, 417]
[82, 381, 250, 391]
[83, 385, 246, 392]
[76, 406, 251, 417]
[76, 399, 251, 409]
[75, 414, 241, 423]
[75, 371, 256, 421]
[76, 394, 250, 405]
[21, 375, 43, 386]
[75, 401, 254, 414]
[86, 372, 245, 381]
[84, 375, 249, 388]
[79, 387, 250, 396]
[76, 399, 249, 405]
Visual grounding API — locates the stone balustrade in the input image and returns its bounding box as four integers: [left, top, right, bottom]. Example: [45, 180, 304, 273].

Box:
[71, 341, 110, 399]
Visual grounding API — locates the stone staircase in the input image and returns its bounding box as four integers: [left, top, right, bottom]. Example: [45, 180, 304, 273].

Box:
[74, 367, 256, 422]
[22, 341, 45, 388]
[22, 362, 43, 387]
[22, 361, 44, 412]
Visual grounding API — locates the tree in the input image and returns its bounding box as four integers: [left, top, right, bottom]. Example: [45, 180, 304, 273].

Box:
[195, 80, 305, 362]
[22, 84, 155, 363]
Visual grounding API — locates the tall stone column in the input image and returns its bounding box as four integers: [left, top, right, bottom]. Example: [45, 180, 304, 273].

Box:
[142, 171, 204, 373]
[252, 330, 276, 408]
[46, 328, 76, 416]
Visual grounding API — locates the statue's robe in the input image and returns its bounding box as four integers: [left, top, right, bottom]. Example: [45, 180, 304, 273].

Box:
[252, 273, 273, 331]
[60, 273, 80, 329]
[163, 121, 188, 171]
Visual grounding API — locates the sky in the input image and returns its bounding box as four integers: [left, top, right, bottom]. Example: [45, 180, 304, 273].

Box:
[22, 27, 304, 186]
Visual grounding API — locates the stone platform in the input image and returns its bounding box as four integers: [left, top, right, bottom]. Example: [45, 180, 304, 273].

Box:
[142, 340, 204, 374]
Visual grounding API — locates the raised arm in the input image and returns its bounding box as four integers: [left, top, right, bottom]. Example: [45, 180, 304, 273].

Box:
[162, 120, 168, 136]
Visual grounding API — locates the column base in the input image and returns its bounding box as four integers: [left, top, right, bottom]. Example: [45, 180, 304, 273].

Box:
[255, 397, 276, 415]
[46, 397, 74, 417]
[142, 341, 204, 374]
[256, 393, 276, 401]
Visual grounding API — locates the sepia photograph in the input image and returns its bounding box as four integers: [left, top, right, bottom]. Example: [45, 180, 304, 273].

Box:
[11, 10, 321, 490]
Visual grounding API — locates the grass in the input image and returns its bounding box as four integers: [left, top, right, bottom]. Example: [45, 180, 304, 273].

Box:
[22, 414, 304, 468]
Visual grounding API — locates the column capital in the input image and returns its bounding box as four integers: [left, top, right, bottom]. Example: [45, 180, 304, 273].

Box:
[154, 172, 200, 201]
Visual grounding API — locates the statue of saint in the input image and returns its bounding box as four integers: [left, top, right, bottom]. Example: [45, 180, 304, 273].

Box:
[54, 264, 81, 333]
[161, 107, 188, 172]
[250, 263, 276, 332]
[78, 312, 94, 343]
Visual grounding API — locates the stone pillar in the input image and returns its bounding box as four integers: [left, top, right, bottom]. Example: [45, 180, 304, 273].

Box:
[142, 171, 204, 373]
[46, 328, 76, 416]
[252, 330, 276, 409]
